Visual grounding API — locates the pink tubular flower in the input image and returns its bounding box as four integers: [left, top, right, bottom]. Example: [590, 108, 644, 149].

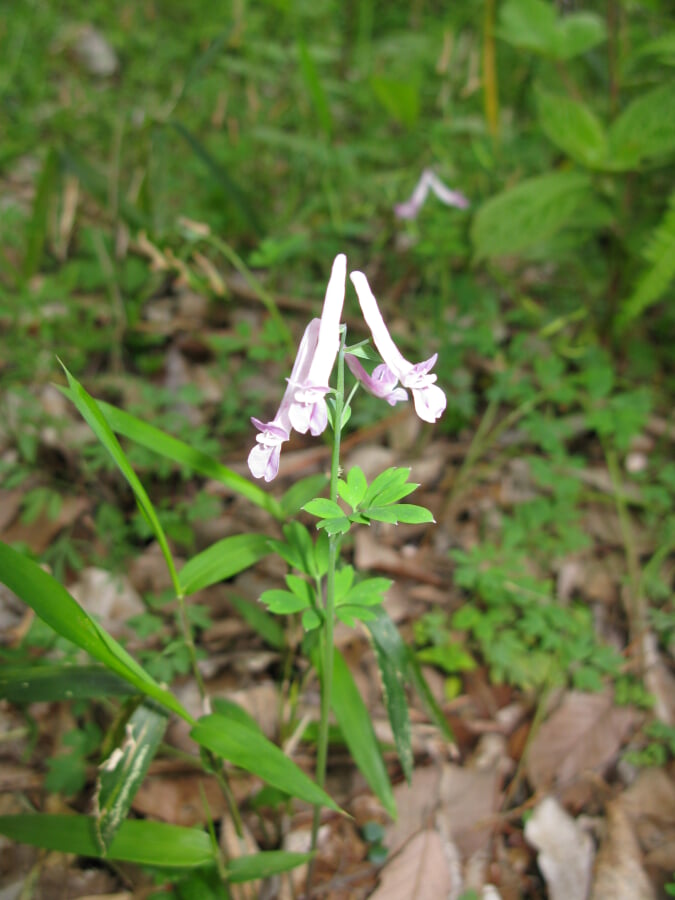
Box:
[349, 271, 446, 423]
[394, 169, 469, 221]
[287, 253, 346, 436]
[345, 355, 408, 407]
[248, 319, 320, 481]
[248, 254, 347, 481]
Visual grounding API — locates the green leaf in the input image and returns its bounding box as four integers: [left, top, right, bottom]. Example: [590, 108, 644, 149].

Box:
[617, 191, 675, 331]
[363, 468, 412, 508]
[334, 565, 355, 602]
[365, 504, 435, 525]
[179, 534, 271, 595]
[316, 516, 351, 535]
[609, 82, 675, 169]
[227, 851, 315, 883]
[191, 714, 340, 811]
[260, 589, 311, 614]
[341, 577, 392, 607]
[0, 664, 136, 704]
[497, 0, 605, 59]
[0, 815, 213, 868]
[335, 605, 379, 627]
[97, 400, 282, 519]
[280, 474, 328, 519]
[554, 12, 607, 60]
[535, 87, 607, 167]
[365, 610, 413, 783]
[405, 649, 455, 743]
[303, 498, 344, 519]
[338, 466, 368, 510]
[60, 368, 180, 594]
[95, 703, 168, 851]
[230, 597, 285, 650]
[286, 574, 314, 605]
[471, 171, 591, 260]
[331, 650, 396, 819]
[416, 644, 476, 675]
[0, 543, 192, 724]
[362, 506, 400, 524]
[497, 0, 557, 55]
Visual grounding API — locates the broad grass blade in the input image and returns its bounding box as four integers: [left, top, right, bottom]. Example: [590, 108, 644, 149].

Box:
[97, 399, 283, 519]
[366, 609, 413, 783]
[191, 713, 340, 811]
[59, 366, 181, 593]
[179, 533, 271, 595]
[331, 649, 396, 819]
[0, 543, 192, 724]
[95, 702, 168, 851]
[0, 814, 212, 868]
[0, 664, 136, 704]
[406, 648, 455, 744]
[227, 850, 314, 883]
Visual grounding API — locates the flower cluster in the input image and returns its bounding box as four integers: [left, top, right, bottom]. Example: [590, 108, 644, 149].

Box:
[248, 254, 446, 481]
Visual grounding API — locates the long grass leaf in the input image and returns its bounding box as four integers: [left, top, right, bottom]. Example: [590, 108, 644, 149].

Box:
[0, 814, 212, 868]
[0, 543, 192, 723]
[96, 399, 283, 519]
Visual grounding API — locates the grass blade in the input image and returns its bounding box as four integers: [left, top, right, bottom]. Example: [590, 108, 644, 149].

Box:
[97, 399, 283, 519]
[191, 713, 340, 811]
[59, 367, 181, 595]
[0, 664, 136, 704]
[0, 814, 212, 868]
[331, 649, 396, 819]
[96, 702, 168, 851]
[227, 851, 314, 883]
[179, 533, 272, 595]
[0, 542, 192, 724]
[365, 609, 413, 783]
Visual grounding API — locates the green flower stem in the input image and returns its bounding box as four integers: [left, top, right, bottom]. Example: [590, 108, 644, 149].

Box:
[308, 326, 347, 888]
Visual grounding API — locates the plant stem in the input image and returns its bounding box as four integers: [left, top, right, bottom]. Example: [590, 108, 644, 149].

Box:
[307, 326, 346, 892]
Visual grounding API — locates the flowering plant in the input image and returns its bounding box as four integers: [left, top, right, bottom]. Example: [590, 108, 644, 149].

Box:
[0, 254, 449, 894]
[247, 254, 447, 884]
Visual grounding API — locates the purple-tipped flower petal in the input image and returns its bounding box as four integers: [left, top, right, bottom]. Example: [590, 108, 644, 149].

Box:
[394, 169, 469, 220]
[247, 254, 347, 480]
[288, 253, 346, 435]
[350, 271, 446, 424]
[247, 318, 320, 481]
[345, 355, 408, 407]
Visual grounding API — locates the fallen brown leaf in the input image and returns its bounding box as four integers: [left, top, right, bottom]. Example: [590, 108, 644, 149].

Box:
[369, 828, 457, 900]
[591, 799, 655, 900]
[526, 691, 638, 807]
